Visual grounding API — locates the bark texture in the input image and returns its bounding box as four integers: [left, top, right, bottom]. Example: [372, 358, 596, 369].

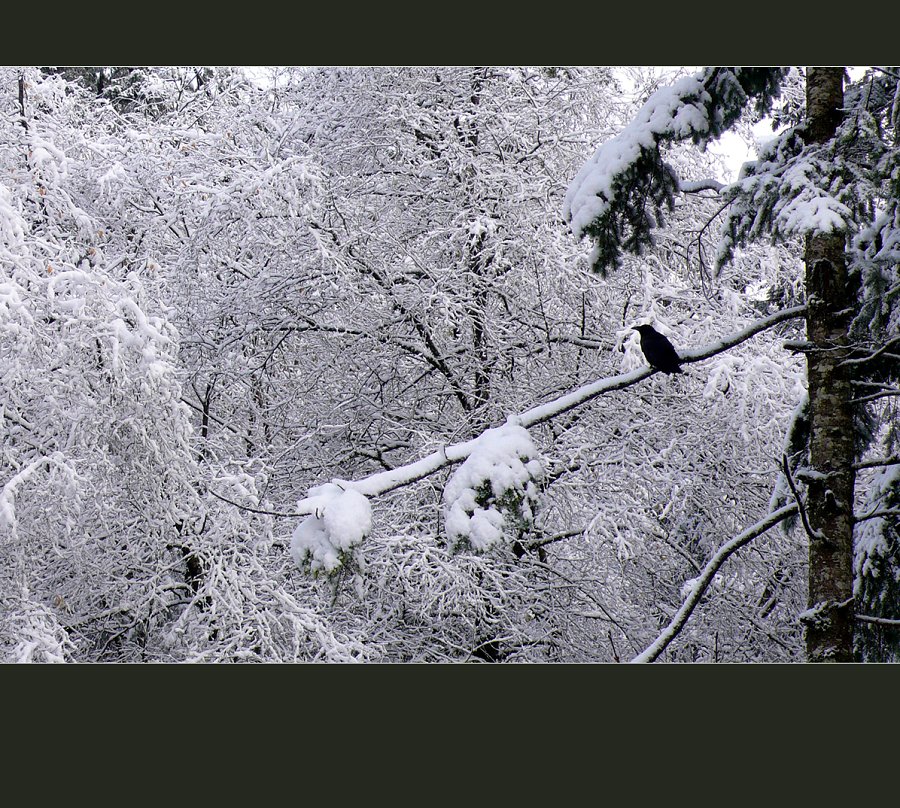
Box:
[803, 67, 856, 662]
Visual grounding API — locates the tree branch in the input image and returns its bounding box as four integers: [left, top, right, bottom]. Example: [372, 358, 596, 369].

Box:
[678, 178, 725, 193]
[854, 507, 900, 524]
[630, 503, 800, 663]
[839, 336, 900, 366]
[295, 305, 807, 510]
[782, 453, 823, 542]
[854, 456, 900, 471]
[856, 613, 900, 627]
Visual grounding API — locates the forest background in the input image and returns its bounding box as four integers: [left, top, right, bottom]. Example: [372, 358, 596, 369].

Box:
[2, 66, 897, 663]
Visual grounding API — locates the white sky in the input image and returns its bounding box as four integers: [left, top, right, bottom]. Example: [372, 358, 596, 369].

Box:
[710, 66, 868, 182]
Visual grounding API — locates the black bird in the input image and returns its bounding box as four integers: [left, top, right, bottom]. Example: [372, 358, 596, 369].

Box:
[632, 324, 683, 374]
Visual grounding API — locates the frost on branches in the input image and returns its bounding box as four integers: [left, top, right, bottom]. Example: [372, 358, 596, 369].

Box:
[442, 422, 544, 553]
[854, 464, 900, 662]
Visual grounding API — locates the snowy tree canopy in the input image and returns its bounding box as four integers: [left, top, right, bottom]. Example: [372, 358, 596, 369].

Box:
[4, 65, 899, 663]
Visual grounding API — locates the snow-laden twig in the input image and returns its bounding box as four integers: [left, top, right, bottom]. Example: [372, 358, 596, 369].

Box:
[295, 304, 806, 513]
[839, 336, 900, 366]
[0, 453, 73, 537]
[679, 178, 725, 194]
[630, 503, 800, 663]
[856, 614, 900, 627]
[854, 507, 900, 524]
[854, 456, 900, 471]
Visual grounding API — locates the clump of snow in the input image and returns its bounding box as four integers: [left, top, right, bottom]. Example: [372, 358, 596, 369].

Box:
[290, 483, 373, 574]
[680, 576, 701, 600]
[442, 420, 544, 553]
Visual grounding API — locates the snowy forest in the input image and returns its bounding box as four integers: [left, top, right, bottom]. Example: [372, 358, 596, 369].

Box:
[2, 66, 898, 663]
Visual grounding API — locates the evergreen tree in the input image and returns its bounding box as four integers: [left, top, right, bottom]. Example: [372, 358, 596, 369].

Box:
[565, 66, 900, 661]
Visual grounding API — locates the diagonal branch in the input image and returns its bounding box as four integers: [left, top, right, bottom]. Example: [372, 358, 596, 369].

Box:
[294, 305, 806, 512]
[631, 503, 800, 663]
[781, 453, 823, 542]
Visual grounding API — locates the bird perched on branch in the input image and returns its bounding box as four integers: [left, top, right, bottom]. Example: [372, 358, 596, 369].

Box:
[632, 324, 682, 374]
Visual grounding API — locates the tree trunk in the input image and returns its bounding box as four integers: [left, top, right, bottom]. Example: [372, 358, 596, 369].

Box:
[803, 66, 856, 662]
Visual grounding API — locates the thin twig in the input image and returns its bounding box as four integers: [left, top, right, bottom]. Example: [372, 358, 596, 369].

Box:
[208, 488, 303, 518]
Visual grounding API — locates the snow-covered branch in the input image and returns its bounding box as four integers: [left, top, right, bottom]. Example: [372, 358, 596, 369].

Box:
[631, 503, 799, 663]
[0, 453, 73, 538]
[678, 178, 725, 194]
[854, 456, 900, 471]
[295, 304, 806, 513]
[855, 614, 900, 627]
[563, 67, 786, 272]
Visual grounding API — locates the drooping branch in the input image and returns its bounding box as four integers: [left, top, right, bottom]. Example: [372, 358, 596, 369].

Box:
[631, 503, 800, 663]
[563, 67, 786, 273]
[295, 304, 806, 512]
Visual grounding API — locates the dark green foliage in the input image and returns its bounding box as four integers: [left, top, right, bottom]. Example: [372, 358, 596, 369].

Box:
[704, 67, 787, 131]
[581, 159, 679, 274]
[570, 67, 787, 275]
[721, 68, 899, 279]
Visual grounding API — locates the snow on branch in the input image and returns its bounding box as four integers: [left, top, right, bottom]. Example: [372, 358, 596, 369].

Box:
[290, 304, 806, 572]
[678, 178, 725, 194]
[443, 423, 544, 553]
[520, 304, 806, 427]
[717, 103, 895, 270]
[856, 614, 900, 628]
[290, 483, 373, 575]
[631, 503, 800, 663]
[563, 67, 786, 273]
[298, 304, 804, 505]
[0, 453, 74, 538]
